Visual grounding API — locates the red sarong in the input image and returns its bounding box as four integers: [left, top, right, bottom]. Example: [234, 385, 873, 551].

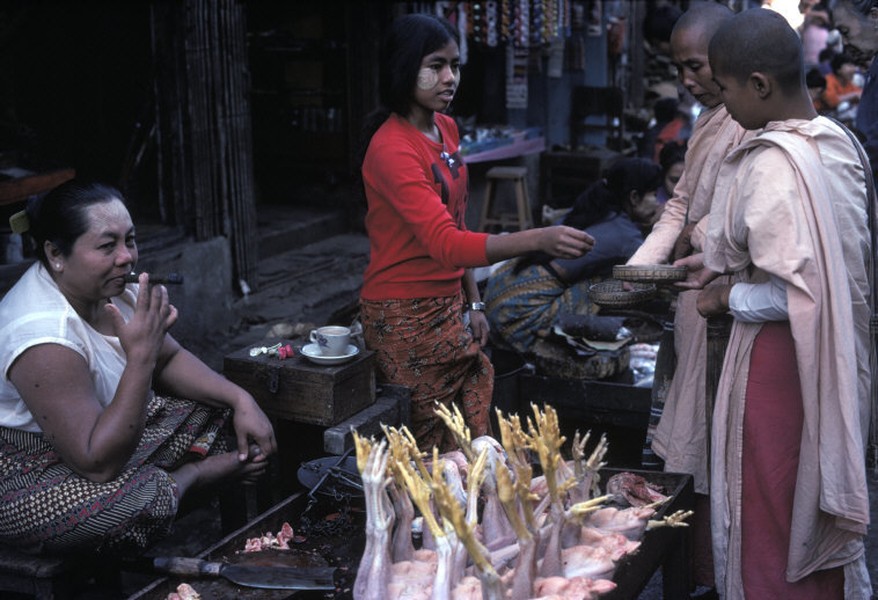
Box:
[741, 322, 843, 597]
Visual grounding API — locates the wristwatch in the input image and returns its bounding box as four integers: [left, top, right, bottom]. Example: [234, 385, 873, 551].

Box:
[469, 301, 486, 312]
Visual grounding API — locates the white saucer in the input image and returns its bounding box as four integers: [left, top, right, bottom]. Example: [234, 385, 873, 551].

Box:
[300, 343, 360, 365]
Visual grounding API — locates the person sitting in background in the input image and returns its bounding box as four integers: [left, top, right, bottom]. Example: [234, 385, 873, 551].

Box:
[656, 139, 687, 207]
[638, 96, 692, 162]
[807, 67, 830, 111]
[800, 2, 833, 68]
[642, 3, 684, 90]
[484, 158, 662, 357]
[818, 45, 837, 75]
[822, 51, 863, 111]
[0, 181, 276, 556]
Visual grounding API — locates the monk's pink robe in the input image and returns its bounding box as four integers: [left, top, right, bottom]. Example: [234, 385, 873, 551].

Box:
[704, 116, 871, 599]
[628, 104, 750, 493]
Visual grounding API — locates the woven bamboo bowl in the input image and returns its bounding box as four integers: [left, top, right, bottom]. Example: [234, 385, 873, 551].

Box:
[589, 279, 657, 308]
[613, 264, 688, 283]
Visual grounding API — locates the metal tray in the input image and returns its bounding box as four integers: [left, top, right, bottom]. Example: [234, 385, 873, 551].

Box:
[297, 454, 363, 499]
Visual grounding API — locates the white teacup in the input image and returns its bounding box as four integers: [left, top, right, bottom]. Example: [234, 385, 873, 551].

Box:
[309, 325, 351, 356]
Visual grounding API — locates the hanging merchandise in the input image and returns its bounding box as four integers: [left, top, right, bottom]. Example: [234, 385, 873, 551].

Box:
[607, 14, 624, 58]
[531, 0, 543, 46]
[515, 0, 529, 47]
[500, 0, 511, 42]
[547, 35, 565, 78]
[485, 0, 499, 47]
[542, 0, 555, 42]
[567, 0, 573, 38]
[506, 44, 529, 109]
[471, 0, 485, 45]
[571, 0, 585, 31]
[457, 0, 574, 48]
[587, 0, 602, 36]
[564, 30, 585, 71]
[458, 2, 469, 63]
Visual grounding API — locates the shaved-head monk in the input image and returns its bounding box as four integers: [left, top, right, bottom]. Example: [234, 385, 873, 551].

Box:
[626, 2, 750, 591]
[682, 7, 872, 599]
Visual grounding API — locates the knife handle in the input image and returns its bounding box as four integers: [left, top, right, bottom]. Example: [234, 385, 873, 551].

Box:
[153, 557, 222, 577]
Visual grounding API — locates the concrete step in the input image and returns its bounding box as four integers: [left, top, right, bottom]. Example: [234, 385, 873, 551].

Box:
[255, 205, 349, 260]
[194, 231, 370, 370]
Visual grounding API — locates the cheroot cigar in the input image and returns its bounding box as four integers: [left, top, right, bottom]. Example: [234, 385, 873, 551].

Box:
[124, 272, 184, 285]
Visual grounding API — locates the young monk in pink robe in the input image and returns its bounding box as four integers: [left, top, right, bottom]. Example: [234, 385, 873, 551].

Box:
[625, 3, 750, 589]
[680, 8, 871, 599]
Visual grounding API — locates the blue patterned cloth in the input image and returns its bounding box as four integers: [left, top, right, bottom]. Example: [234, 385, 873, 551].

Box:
[484, 260, 598, 355]
[484, 211, 645, 355]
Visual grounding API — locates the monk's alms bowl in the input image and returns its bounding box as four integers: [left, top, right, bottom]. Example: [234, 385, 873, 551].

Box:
[612, 264, 687, 284]
[590, 279, 657, 308]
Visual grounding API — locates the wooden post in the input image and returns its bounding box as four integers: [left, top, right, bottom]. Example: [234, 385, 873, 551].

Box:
[150, 0, 258, 290]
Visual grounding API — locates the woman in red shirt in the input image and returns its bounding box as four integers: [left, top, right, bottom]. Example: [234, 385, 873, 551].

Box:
[358, 13, 593, 451]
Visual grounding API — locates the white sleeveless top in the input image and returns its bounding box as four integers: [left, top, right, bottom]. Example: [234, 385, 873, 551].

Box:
[0, 262, 146, 432]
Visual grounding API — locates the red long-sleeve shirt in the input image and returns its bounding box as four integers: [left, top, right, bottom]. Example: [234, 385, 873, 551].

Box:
[822, 73, 861, 110]
[360, 113, 489, 300]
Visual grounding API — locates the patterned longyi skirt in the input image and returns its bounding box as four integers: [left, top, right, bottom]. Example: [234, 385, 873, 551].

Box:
[360, 293, 493, 453]
[0, 394, 229, 556]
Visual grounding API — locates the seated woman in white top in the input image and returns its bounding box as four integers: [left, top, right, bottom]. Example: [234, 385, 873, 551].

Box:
[0, 180, 276, 555]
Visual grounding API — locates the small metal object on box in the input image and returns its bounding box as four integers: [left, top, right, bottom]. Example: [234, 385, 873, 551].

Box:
[223, 340, 376, 427]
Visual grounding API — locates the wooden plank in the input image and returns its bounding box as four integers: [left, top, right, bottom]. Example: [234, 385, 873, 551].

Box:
[322, 384, 411, 455]
[462, 135, 546, 164]
[0, 168, 75, 206]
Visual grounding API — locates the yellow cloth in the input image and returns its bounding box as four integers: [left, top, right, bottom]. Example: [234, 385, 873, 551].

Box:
[704, 117, 871, 597]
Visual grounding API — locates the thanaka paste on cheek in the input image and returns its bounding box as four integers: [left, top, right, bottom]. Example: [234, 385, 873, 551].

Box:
[417, 68, 439, 90]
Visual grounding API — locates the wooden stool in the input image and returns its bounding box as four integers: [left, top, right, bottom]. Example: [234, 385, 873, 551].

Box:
[478, 166, 533, 232]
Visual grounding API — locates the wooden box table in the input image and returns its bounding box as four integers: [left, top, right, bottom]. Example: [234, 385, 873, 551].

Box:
[224, 340, 376, 427]
[223, 341, 381, 524]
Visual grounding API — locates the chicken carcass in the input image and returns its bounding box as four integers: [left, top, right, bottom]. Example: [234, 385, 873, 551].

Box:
[559, 543, 617, 580]
[471, 436, 515, 547]
[353, 436, 394, 600]
[241, 521, 294, 552]
[605, 471, 668, 507]
[532, 575, 617, 599]
[451, 575, 482, 600]
[584, 505, 655, 541]
[166, 583, 202, 600]
[388, 548, 438, 599]
[576, 527, 641, 556]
